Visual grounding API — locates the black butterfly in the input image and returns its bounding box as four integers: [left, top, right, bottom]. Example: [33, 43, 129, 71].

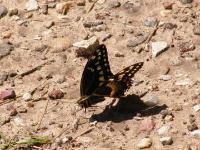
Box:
[78, 44, 143, 108]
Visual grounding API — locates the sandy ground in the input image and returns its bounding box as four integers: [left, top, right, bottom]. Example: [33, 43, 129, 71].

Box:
[0, 0, 200, 149]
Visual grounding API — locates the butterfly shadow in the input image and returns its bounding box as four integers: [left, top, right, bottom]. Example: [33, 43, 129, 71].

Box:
[90, 94, 167, 123]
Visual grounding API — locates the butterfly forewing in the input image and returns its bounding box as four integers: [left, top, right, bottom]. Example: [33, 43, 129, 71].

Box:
[80, 44, 113, 96]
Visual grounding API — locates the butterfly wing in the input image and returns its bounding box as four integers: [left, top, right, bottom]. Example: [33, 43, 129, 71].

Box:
[114, 62, 144, 91]
[92, 62, 144, 97]
[80, 44, 113, 96]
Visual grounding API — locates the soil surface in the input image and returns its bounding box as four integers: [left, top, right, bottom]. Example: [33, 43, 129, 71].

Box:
[0, 0, 200, 150]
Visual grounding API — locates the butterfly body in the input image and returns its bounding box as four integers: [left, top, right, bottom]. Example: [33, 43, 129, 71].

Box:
[78, 44, 143, 108]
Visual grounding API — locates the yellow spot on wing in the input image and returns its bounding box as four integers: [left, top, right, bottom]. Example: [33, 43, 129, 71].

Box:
[91, 56, 95, 60]
[99, 71, 104, 75]
[99, 82, 104, 86]
[97, 66, 102, 70]
[99, 76, 105, 81]
[95, 61, 100, 65]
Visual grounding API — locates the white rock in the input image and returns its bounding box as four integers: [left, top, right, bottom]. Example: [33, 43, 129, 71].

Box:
[90, 120, 97, 126]
[159, 75, 172, 81]
[157, 125, 171, 135]
[151, 41, 168, 57]
[25, 0, 39, 11]
[33, 35, 42, 40]
[159, 136, 173, 145]
[73, 36, 99, 50]
[97, 0, 106, 4]
[193, 104, 200, 112]
[137, 138, 152, 149]
[143, 95, 159, 106]
[191, 129, 200, 137]
[191, 130, 200, 137]
[14, 117, 24, 126]
[22, 92, 32, 101]
[175, 78, 193, 86]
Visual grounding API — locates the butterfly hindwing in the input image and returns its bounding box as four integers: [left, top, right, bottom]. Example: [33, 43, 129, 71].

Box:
[115, 62, 144, 81]
[80, 44, 113, 96]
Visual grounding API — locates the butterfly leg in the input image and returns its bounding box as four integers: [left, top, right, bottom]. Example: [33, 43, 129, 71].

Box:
[105, 98, 117, 110]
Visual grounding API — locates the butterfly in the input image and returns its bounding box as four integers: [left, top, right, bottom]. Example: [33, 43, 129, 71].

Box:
[78, 44, 143, 108]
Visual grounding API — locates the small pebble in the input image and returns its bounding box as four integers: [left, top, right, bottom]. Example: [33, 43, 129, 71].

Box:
[160, 136, 173, 145]
[109, 0, 121, 8]
[193, 104, 200, 112]
[40, 3, 48, 14]
[157, 125, 171, 135]
[163, 2, 174, 9]
[187, 123, 198, 131]
[164, 115, 174, 122]
[2, 31, 12, 38]
[159, 75, 172, 81]
[193, 25, 200, 35]
[137, 138, 152, 149]
[48, 89, 64, 99]
[0, 89, 16, 100]
[22, 92, 32, 101]
[25, 0, 39, 11]
[191, 129, 200, 137]
[9, 9, 18, 16]
[180, 0, 193, 4]
[160, 10, 171, 17]
[151, 41, 168, 57]
[14, 117, 24, 126]
[143, 17, 158, 27]
[139, 117, 155, 132]
[10, 108, 18, 116]
[76, 0, 86, 6]
[56, 2, 71, 15]
[0, 5, 8, 18]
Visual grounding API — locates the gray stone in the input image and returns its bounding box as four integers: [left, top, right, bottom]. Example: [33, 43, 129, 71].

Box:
[0, 72, 8, 85]
[127, 34, 148, 47]
[0, 43, 14, 59]
[193, 25, 200, 35]
[180, 0, 193, 4]
[151, 41, 168, 57]
[83, 21, 104, 28]
[26, 0, 39, 11]
[0, 5, 8, 19]
[144, 17, 158, 27]
[122, 2, 140, 13]
[109, 0, 121, 8]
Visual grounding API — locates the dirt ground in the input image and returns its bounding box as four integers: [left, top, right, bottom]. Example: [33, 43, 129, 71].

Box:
[0, 0, 200, 149]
